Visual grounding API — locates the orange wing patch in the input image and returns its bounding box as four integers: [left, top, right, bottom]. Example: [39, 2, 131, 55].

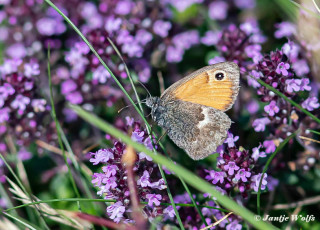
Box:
[173, 71, 237, 111]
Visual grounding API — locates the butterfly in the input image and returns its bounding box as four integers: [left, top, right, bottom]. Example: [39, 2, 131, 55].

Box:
[146, 62, 240, 160]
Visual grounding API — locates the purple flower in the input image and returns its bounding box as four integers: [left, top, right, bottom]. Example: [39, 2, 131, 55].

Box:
[208, 56, 226, 65]
[224, 161, 240, 175]
[146, 194, 162, 206]
[251, 173, 268, 192]
[206, 170, 225, 184]
[6, 43, 27, 59]
[107, 201, 126, 223]
[163, 206, 175, 218]
[0, 108, 10, 122]
[115, 1, 133, 15]
[102, 165, 118, 178]
[172, 30, 199, 50]
[264, 101, 279, 116]
[137, 170, 150, 187]
[153, 20, 171, 38]
[275, 22, 296, 38]
[302, 97, 320, 111]
[31, 99, 46, 112]
[90, 149, 114, 165]
[201, 31, 221, 46]
[24, 62, 40, 77]
[267, 176, 279, 191]
[252, 117, 270, 132]
[263, 140, 276, 154]
[125, 116, 134, 126]
[149, 179, 166, 190]
[224, 132, 239, 148]
[18, 149, 32, 161]
[299, 78, 311, 91]
[292, 59, 310, 76]
[105, 17, 122, 34]
[276, 62, 290, 76]
[92, 65, 111, 84]
[234, 0, 256, 9]
[166, 46, 184, 63]
[169, 0, 204, 12]
[245, 44, 261, 58]
[36, 18, 66, 36]
[252, 145, 266, 161]
[0, 83, 15, 100]
[122, 41, 143, 58]
[135, 29, 152, 46]
[65, 91, 83, 104]
[103, 176, 118, 190]
[0, 59, 21, 75]
[61, 80, 77, 95]
[116, 30, 133, 45]
[11, 95, 30, 111]
[285, 79, 301, 93]
[235, 169, 251, 182]
[282, 41, 300, 61]
[247, 100, 259, 114]
[92, 173, 107, 187]
[208, 1, 229, 20]
[226, 220, 242, 230]
[131, 130, 144, 143]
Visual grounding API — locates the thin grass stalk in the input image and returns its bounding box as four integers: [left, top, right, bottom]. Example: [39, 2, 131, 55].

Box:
[2, 212, 41, 230]
[308, 129, 320, 136]
[180, 178, 208, 226]
[0, 182, 18, 216]
[57, 122, 100, 213]
[5, 198, 229, 213]
[47, 47, 81, 210]
[0, 155, 50, 229]
[70, 105, 278, 230]
[257, 132, 297, 216]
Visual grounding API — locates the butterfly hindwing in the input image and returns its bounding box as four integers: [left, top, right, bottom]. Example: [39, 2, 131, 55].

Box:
[155, 100, 231, 160]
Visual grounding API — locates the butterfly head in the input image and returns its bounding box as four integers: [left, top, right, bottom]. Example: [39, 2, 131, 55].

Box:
[145, 96, 159, 109]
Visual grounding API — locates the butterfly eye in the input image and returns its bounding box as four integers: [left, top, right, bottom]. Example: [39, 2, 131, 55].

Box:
[214, 71, 226, 81]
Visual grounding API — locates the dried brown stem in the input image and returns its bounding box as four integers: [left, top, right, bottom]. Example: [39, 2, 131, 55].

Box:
[76, 213, 127, 229]
[273, 195, 320, 210]
[35, 140, 92, 175]
[122, 145, 147, 229]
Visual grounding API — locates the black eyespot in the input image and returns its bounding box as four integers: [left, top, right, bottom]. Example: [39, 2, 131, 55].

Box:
[215, 72, 225, 80]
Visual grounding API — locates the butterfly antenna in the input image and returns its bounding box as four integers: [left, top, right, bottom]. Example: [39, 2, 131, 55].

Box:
[118, 100, 147, 113]
[118, 104, 133, 113]
[138, 80, 152, 98]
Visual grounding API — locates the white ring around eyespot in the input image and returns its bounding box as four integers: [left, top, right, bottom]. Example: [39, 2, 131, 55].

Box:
[212, 70, 227, 81]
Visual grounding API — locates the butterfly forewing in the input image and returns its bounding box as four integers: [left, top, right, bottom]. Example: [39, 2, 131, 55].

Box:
[161, 62, 240, 112]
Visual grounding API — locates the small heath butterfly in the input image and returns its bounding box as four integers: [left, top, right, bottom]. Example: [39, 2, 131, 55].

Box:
[146, 62, 240, 160]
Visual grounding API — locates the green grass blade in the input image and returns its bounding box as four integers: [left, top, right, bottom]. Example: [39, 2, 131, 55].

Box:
[47, 47, 81, 209]
[257, 132, 297, 215]
[70, 104, 278, 230]
[308, 129, 320, 136]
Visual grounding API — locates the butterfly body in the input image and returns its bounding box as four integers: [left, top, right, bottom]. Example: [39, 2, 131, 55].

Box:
[146, 62, 240, 160]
